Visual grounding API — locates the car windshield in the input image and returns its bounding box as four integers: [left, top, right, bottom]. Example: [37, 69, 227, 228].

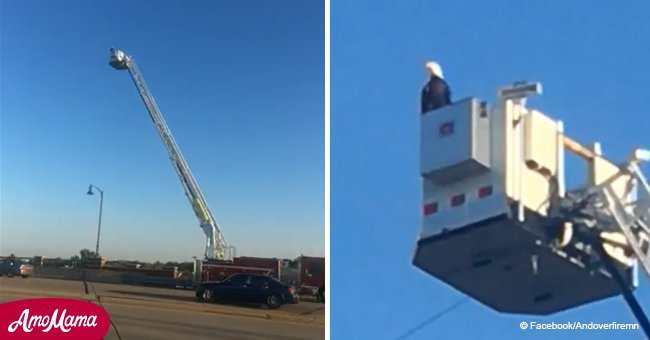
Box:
[264, 276, 285, 285]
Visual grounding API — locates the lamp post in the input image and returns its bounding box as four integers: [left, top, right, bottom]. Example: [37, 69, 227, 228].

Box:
[86, 184, 104, 256]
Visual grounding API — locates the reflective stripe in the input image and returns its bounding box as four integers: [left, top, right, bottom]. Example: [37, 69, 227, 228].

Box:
[478, 186, 493, 198]
[424, 185, 495, 215]
[451, 194, 466, 206]
[423, 202, 438, 215]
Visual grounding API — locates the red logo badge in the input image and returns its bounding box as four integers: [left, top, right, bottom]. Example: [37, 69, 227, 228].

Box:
[0, 298, 111, 339]
[439, 121, 454, 136]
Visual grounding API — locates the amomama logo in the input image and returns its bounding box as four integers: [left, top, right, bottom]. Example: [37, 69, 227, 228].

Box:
[0, 298, 110, 339]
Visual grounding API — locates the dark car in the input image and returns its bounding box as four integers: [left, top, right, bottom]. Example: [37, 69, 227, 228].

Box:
[0, 259, 34, 278]
[195, 273, 299, 309]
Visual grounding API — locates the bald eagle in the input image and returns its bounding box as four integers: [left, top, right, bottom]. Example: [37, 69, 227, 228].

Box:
[421, 61, 452, 114]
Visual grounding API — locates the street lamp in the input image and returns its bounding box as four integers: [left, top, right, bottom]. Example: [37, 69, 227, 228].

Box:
[86, 184, 104, 256]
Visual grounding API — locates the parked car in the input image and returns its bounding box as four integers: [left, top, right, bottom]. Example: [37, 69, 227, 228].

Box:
[195, 273, 299, 309]
[0, 259, 34, 278]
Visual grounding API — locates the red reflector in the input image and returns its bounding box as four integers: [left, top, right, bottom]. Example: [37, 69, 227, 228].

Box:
[423, 202, 438, 215]
[478, 186, 493, 198]
[451, 194, 465, 207]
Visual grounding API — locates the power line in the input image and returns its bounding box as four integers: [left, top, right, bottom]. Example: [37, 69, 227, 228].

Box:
[394, 296, 470, 340]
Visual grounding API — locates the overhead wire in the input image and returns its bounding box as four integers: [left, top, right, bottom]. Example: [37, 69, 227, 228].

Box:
[394, 296, 470, 340]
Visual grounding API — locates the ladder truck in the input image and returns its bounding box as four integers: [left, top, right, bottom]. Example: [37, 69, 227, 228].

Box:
[414, 80, 650, 336]
[108, 48, 232, 262]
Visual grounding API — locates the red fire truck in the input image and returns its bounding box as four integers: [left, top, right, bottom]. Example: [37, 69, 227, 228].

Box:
[297, 256, 325, 302]
[233, 256, 282, 274]
[196, 257, 282, 282]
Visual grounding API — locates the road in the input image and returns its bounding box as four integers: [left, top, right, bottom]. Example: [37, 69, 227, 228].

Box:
[0, 277, 324, 339]
[1, 292, 323, 340]
[0, 277, 324, 317]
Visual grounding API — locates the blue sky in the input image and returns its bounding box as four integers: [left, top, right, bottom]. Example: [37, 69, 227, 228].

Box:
[1, 0, 324, 262]
[331, 1, 649, 339]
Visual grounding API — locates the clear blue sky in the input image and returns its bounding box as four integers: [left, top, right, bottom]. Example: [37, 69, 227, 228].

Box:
[331, 1, 649, 339]
[1, 0, 324, 262]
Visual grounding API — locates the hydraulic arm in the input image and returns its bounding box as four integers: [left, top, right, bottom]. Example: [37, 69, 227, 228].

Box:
[109, 48, 230, 260]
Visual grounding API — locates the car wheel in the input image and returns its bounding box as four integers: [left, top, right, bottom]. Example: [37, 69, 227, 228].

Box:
[21, 275, 28, 279]
[195, 290, 205, 301]
[266, 294, 282, 309]
[317, 286, 325, 303]
[202, 289, 215, 302]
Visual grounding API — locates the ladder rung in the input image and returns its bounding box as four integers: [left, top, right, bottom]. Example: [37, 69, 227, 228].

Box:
[602, 186, 650, 278]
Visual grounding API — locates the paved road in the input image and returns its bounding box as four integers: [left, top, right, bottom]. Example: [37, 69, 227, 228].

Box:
[0, 277, 324, 317]
[1, 292, 323, 340]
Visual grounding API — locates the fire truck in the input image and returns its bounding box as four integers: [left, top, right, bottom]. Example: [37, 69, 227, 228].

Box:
[281, 256, 325, 302]
[197, 257, 282, 282]
[297, 256, 325, 302]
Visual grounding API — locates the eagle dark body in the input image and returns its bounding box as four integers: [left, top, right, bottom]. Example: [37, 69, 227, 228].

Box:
[421, 75, 452, 114]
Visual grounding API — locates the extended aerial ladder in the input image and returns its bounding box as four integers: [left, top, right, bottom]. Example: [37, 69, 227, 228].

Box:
[108, 48, 231, 261]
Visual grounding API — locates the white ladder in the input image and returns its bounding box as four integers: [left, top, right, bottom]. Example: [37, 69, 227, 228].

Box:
[591, 151, 650, 278]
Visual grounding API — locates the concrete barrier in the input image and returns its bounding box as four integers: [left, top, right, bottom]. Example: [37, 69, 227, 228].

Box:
[34, 267, 83, 280]
[34, 267, 122, 284]
[33, 268, 181, 287]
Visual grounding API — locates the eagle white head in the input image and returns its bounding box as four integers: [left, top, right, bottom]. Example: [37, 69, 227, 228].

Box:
[425, 61, 444, 79]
